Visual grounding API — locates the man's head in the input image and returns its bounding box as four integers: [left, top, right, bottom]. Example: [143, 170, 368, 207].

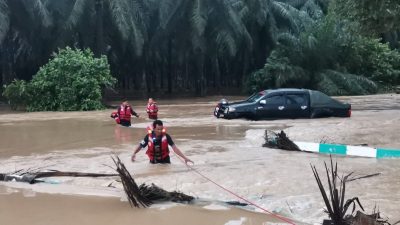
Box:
[122, 100, 128, 106]
[148, 98, 154, 104]
[152, 120, 164, 136]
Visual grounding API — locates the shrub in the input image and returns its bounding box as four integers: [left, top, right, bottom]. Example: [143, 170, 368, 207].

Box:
[2, 47, 116, 111]
[2, 79, 30, 110]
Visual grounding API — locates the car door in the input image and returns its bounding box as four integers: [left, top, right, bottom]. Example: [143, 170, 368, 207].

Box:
[283, 93, 310, 118]
[255, 94, 286, 119]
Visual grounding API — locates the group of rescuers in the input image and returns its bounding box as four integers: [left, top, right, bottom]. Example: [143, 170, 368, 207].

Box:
[111, 98, 194, 165]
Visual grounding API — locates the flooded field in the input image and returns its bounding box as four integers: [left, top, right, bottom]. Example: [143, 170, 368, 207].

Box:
[0, 94, 399, 225]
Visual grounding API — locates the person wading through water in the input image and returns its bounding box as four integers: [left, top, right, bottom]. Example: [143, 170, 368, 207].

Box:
[117, 100, 139, 127]
[146, 98, 158, 120]
[131, 120, 193, 164]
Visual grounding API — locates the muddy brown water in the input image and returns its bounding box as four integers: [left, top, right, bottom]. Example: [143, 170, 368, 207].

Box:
[0, 94, 399, 225]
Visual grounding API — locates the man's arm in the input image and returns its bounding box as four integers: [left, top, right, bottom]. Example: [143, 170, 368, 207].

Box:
[131, 144, 142, 161]
[131, 108, 139, 117]
[131, 136, 148, 162]
[171, 144, 193, 165]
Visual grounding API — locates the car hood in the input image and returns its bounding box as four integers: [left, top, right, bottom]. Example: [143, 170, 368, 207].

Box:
[226, 101, 255, 111]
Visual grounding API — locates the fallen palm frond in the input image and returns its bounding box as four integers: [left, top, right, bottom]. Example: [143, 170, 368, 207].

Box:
[111, 155, 194, 208]
[0, 170, 118, 184]
[139, 183, 194, 203]
[112, 156, 152, 208]
[263, 130, 300, 151]
[2, 156, 195, 208]
[312, 156, 392, 225]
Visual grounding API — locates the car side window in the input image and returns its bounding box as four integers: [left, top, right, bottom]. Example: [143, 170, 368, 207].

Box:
[265, 95, 285, 105]
[286, 94, 306, 105]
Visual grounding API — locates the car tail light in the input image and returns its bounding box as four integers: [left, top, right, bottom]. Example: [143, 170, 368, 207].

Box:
[347, 108, 351, 117]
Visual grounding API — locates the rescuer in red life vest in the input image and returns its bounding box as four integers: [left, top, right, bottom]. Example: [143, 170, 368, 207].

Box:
[131, 120, 193, 164]
[117, 100, 139, 127]
[146, 98, 158, 120]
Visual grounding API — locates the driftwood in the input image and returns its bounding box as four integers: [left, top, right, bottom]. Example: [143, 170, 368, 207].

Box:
[0, 170, 118, 184]
[112, 156, 194, 208]
[312, 156, 392, 225]
[1, 156, 194, 208]
[263, 130, 300, 151]
[139, 183, 194, 203]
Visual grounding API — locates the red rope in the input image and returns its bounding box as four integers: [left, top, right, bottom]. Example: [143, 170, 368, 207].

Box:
[175, 155, 297, 225]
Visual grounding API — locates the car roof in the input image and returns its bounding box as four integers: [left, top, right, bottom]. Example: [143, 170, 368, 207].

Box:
[262, 88, 308, 94]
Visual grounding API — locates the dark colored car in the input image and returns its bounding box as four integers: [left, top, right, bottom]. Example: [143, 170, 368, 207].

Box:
[214, 88, 351, 120]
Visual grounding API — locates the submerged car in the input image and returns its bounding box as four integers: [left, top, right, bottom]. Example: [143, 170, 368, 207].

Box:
[214, 88, 351, 120]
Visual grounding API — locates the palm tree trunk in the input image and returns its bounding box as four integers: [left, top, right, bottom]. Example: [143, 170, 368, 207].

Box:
[194, 50, 205, 96]
[1, 37, 15, 86]
[167, 38, 172, 94]
[214, 57, 221, 89]
[94, 0, 104, 57]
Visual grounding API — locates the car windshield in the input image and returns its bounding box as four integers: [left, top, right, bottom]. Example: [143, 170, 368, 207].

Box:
[246, 91, 266, 102]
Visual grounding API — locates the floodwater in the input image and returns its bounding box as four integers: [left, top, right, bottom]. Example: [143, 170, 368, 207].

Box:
[0, 94, 399, 225]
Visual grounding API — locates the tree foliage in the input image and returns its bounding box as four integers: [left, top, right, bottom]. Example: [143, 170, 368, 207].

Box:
[2, 79, 29, 110]
[0, 0, 399, 100]
[2, 47, 116, 111]
[331, 0, 400, 37]
[246, 14, 400, 95]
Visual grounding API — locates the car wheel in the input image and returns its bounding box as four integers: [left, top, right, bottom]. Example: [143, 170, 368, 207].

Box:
[310, 110, 318, 119]
[248, 113, 259, 121]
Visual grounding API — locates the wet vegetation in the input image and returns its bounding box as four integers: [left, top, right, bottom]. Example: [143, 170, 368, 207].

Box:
[2, 47, 115, 111]
[263, 130, 301, 151]
[1, 0, 400, 110]
[112, 156, 194, 208]
[311, 157, 397, 225]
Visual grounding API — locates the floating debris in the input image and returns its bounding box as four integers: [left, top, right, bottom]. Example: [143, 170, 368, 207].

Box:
[263, 130, 300, 151]
[112, 155, 194, 208]
[0, 170, 118, 184]
[312, 156, 393, 225]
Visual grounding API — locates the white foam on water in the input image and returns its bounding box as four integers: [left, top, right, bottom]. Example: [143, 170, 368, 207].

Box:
[224, 217, 247, 225]
[1, 102, 400, 224]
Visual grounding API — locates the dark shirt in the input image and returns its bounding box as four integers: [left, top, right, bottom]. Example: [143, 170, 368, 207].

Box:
[139, 132, 174, 148]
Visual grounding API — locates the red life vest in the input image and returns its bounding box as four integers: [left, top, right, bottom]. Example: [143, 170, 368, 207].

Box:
[145, 126, 169, 161]
[146, 103, 158, 118]
[119, 104, 132, 121]
[111, 111, 120, 124]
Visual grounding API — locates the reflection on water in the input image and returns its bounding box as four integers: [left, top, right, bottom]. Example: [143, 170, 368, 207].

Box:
[0, 95, 400, 225]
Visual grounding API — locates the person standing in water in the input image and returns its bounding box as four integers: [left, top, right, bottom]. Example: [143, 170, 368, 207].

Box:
[146, 98, 158, 120]
[131, 120, 193, 164]
[117, 100, 139, 127]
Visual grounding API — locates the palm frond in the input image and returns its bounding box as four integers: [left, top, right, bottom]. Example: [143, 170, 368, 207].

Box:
[224, 0, 253, 49]
[277, 31, 299, 46]
[109, 0, 130, 40]
[276, 0, 308, 9]
[271, 1, 299, 33]
[0, 0, 9, 43]
[317, 70, 378, 95]
[311, 156, 364, 224]
[128, 1, 147, 56]
[301, 0, 324, 20]
[215, 29, 237, 56]
[33, 0, 53, 27]
[64, 0, 89, 30]
[191, 0, 207, 36]
[157, 0, 185, 29]
[307, 35, 317, 49]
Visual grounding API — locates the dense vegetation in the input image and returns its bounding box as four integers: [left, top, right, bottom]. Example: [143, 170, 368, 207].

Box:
[2, 48, 115, 111]
[1, 0, 399, 110]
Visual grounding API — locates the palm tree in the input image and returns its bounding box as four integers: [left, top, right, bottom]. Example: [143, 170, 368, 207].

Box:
[148, 0, 251, 96]
[0, 0, 55, 87]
